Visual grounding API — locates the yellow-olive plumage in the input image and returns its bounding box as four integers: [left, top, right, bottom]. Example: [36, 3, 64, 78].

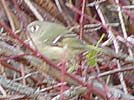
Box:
[27, 21, 87, 61]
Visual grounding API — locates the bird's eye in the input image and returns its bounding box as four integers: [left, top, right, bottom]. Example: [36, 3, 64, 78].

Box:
[30, 24, 40, 33]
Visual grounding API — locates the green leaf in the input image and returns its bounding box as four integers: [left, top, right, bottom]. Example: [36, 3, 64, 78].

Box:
[96, 33, 105, 47]
[86, 33, 105, 67]
[86, 48, 98, 66]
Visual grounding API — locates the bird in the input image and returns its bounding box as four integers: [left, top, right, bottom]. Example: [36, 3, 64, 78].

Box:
[27, 21, 88, 61]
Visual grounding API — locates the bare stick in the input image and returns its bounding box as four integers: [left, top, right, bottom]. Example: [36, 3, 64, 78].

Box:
[24, 0, 44, 21]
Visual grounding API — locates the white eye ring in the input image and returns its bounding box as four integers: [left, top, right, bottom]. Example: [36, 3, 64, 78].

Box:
[30, 24, 40, 33]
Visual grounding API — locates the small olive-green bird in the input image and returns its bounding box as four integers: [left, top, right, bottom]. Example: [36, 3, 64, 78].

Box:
[27, 21, 87, 61]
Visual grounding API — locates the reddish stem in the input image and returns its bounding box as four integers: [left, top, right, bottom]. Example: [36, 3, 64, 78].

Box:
[79, 0, 86, 40]
[60, 60, 66, 100]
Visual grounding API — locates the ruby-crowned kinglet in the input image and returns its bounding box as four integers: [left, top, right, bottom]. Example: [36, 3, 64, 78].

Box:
[27, 21, 87, 61]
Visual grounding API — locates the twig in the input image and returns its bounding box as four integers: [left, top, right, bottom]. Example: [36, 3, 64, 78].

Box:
[107, 5, 134, 11]
[88, 65, 134, 79]
[116, 60, 128, 94]
[52, 86, 86, 100]
[115, 0, 133, 57]
[87, 0, 106, 7]
[40, 82, 67, 92]
[1, 0, 16, 31]
[79, 0, 86, 40]
[20, 64, 26, 85]
[0, 84, 6, 96]
[24, 0, 44, 21]
[13, 72, 38, 82]
[55, 0, 63, 13]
